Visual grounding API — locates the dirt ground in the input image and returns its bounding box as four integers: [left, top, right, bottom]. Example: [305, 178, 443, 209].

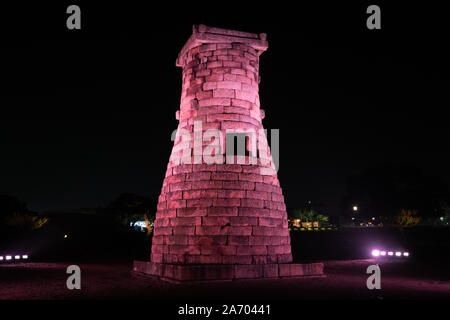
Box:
[1, 259, 449, 300]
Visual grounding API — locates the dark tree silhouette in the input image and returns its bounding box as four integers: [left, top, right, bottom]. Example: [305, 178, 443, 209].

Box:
[0, 195, 48, 231]
[0, 195, 27, 216]
[101, 193, 157, 227]
[340, 164, 450, 221]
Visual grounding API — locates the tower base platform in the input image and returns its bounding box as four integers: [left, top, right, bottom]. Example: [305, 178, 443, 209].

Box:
[133, 261, 324, 282]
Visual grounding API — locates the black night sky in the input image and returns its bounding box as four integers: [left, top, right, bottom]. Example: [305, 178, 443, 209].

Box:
[1, 2, 448, 215]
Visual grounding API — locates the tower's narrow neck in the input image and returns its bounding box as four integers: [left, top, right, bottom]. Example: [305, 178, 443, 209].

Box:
[170, 26, 270, 167]
[178, 42, 262, 125]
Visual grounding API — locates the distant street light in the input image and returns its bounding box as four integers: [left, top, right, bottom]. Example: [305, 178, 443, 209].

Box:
[353, 205, 358, 212]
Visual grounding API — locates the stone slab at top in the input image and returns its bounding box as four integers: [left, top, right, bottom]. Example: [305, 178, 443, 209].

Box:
[176, 24, 268, 67]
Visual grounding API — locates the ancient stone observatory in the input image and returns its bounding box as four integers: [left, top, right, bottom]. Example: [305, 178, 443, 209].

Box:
[134, 25, 323, 281]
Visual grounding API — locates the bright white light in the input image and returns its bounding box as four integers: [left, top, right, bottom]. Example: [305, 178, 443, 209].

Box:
[6, 255, 12, 260]
[380, 251, 386, 256]
[372, 217, 375, 220]
[388, 251, 394, 256]
[351, 217, 355, 220]
[0, 256, 3, 261]
[64, 234, 68, 239]
[22, 255, 28, 259]
[133, 221, 146, 228]
[14, 255, 21, 260]
[353, 206, 358, 211]
[403, 252, 409, 257]
[395, 252, 402, 257]
[371, 250, 380, 257]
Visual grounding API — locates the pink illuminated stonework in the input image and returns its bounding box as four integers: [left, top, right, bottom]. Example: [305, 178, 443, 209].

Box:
[133, 25, 323, 281]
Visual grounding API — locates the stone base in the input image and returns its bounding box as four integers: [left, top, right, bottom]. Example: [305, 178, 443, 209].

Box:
[133, 261, 324, 282]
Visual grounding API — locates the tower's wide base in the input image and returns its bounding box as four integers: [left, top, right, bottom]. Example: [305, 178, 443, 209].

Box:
[133, 261, 324, 282]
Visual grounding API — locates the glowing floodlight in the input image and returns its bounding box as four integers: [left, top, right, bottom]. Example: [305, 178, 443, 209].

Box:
[380, 251, 386, 256]
[6, 255, 12, 260]
[395, 251, 402, 257]
[0, 256, 3, 261]
[388, 251, 393, 256]
[371, 249, 380, 257]
[15, 255, 21, 260]
[22, 255, 29, 259]
[403, 252, 409, 257]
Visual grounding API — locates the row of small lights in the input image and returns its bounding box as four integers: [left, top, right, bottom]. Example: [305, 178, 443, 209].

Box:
[372, 249, 409, 257]
[0, 255, 29, 262]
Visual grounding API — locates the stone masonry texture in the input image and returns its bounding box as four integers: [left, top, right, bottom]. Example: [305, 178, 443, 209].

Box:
[149, 25, 295, 279]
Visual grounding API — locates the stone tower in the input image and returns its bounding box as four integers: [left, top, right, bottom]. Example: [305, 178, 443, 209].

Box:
[134, 25, 323, 281]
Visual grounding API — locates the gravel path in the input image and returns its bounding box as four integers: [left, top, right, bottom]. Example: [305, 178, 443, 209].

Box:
[1, 259, 449, 300]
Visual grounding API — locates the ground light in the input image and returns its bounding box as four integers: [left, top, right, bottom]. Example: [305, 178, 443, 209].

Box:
[0, 254, 30, 263]
[372, 249, 409, 258]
